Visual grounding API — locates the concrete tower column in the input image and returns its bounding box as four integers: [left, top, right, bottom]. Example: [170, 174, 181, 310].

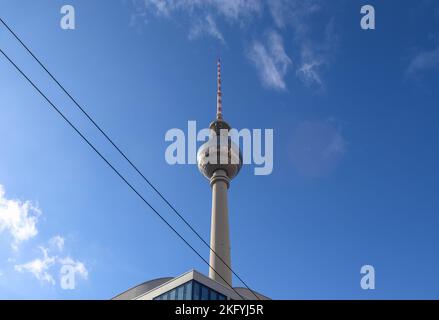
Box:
[209, 169, 231, 287]
[197, 59, 242, 288]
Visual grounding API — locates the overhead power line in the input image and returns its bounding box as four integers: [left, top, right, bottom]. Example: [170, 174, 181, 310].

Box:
[0, 47, 249, 300]
[0, 17, 260, 300]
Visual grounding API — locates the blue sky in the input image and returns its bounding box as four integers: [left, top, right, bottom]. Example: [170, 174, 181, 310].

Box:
[1, 0, 439, 299]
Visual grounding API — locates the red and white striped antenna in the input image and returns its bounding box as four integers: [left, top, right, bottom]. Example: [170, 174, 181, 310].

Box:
[216, 58, 223, 120]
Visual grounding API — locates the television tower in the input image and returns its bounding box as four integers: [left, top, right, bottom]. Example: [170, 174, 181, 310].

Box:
[197, 59, 242, 287]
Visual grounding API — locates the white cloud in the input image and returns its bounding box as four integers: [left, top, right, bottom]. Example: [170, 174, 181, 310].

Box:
[130, 0, 338, 91]
[0, 184, 88, 286]
[210, 0, 262, 20]
[189, 14, 225, 44]
[130, 0, 262, 40]
[296, 18, 338, 88]
[0, 185, 40, 250]
[14, 246, 88, 285]
[14, 246, 56, 285]
[248, 31, 292, 90]
[268, 0, 321, 32]
[58, 257, 89, 280]
[406, 46, 439, 76]
[248, 6, 336, 91]
[132, 0, 261, 21]
[297, 45, 324, 87]
[49, 235, 65, 252]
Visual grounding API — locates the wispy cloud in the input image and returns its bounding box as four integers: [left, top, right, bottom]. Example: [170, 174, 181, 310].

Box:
[0, 185, 40, 250]
[0, 183, 88, 286]
[296, 16, 338, 89]
[14, 244, 88, 286]
[129, 0, 338, 92]
[132, 0, 262, 21]
[49, 235, 65, 252]
[297, 46, 324, 87]
[15, 246, 57, 285]
[58, 257, 89, 280]
[248, 31, 292, 90]
[189, 14, 225, 44]
[268, 0, 321, 32]
[131, 0, 261, 43]
[406, 46, 439, 76]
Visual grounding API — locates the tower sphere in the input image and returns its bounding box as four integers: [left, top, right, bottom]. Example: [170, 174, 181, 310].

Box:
[197, 119, 242, 181]
[197, 59, 242, 182]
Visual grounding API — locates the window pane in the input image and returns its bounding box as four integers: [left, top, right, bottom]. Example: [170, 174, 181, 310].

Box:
[193, 282, 200, 300]
[170, 289, 176, 300]
[162, 293, 169, 300]
[184, 281, 193, 300]
[177, 285, 184, 300]
[210, 291, 218, 300]
[218, 294, 226, 300]
[201, 286, 209, 300]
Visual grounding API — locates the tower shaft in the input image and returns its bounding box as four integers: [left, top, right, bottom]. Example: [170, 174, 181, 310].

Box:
[198, 60, 241, 288]
[209, 170, 232, 287]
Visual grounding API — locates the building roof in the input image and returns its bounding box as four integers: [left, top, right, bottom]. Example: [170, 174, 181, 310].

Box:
[112, 269, 269, 300]
[112, 277, 173, 300]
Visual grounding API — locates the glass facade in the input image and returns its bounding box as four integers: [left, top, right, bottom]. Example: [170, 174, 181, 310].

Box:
[153, 280, 227, 300]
